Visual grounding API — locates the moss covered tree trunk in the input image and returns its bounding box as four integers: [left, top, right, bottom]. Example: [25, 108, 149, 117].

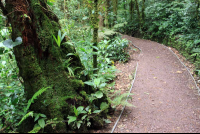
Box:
[141, 0, 145, 25]
[129, 0, 134, 21]
[135, 0, 141, 28]
[105, 0, 111, 28]
[113, 0, 118, 26]
[2, 0, 108, 132]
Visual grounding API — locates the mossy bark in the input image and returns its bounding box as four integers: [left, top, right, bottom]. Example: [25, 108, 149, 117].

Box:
[3, 0, 108, 132]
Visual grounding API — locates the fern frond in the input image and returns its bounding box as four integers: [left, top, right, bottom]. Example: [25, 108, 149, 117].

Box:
[18, 111, 34, 126]
[28, 126, 41, 133]
[25, 87, 51, 113]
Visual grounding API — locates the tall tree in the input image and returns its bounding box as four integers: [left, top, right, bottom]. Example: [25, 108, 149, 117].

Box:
[135, 0, 141, 28]
[141, 0, 145, 24]
[0, 0, 108, 132]
[129, 0, 134, 21]
[93, 0, 99, 73]
[105, 0, 110, 28]
[113, 0, 118, 26]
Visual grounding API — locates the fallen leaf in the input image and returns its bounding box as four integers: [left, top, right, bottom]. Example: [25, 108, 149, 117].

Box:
[153, 77, 157, 79]
[176, 71, 182, 74]
[123, 119, 127, 122]
[144, 92, 149, 95]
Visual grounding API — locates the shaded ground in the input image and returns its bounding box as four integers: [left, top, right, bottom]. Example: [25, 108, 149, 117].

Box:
[91, 35, 200, 133]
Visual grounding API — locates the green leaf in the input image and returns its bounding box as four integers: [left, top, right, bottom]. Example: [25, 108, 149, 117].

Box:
[82, 16, 88, 20]
[40, 114, 46, 118]
[67, 53, 76, 57]
[11, 94, 18, 105]
[38, 118, 45, 128]
[77, 106, 84, 113]
[74, 106, 78, 116]
[77, 121, 82, 129]
[99, 83, 107, 88]
[61, 32, 67, 41]
[47, 2, 54, 6]
[84, 81, 94, 86]
[81, 115, 87, 120]
[58, 30, 61, 40]
[103, 119, 111, 124]
[93, 110, 101, 113]
[57, 36, 61, 47]
[85, 106, 90, 112]
[3, 37, 22, 48]
[100, 102, 109, 110]
[67, 116, 77, 125]
[192, 48, 200, 53]
[52, 35, 58, 44]
[94, 78, 101, 87]
[34, 114, 39, 122]
[5, 92, 12, 97]
[94, 91, 103, 98]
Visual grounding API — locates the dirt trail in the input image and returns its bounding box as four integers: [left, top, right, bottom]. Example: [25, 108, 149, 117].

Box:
[113, 35, 200, 133]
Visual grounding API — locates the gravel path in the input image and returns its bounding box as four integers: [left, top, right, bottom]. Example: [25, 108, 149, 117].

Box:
[113, 35, 200, 133]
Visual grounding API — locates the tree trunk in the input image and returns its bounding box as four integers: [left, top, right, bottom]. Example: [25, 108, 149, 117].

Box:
[105, 0, 110, 28]
[3, 0, 107, 132]
[113, 0, 118, 26]
[135, 0, 141, 28]
[124, 0, 127, 19]
[93, 0, 99, 73]
[141, 0, 145, 25]
[129, 0, 134, 21]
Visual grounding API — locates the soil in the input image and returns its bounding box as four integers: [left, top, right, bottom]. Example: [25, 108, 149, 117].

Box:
[90, 35, 200, 133]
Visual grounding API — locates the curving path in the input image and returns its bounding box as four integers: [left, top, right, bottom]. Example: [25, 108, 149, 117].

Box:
[114, 35, 200, 133]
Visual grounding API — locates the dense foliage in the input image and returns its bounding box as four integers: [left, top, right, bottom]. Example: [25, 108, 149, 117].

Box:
[114, 0, 200, 75]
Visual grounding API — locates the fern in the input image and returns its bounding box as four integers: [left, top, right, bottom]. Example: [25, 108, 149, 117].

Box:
[28, 126, 41, 133]
[18, 111, 34, 126]
[25, 87, 50, 113]
[17, 87, 50, 127]
[111, 92, 135, 108]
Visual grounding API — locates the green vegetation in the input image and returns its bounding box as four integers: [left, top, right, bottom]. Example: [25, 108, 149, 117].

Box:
[0, 0, 199, 133]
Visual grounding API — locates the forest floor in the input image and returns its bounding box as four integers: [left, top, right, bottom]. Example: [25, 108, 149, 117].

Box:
[90, 35, 200, 133]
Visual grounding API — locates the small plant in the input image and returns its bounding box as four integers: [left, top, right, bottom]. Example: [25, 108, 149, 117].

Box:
[17, 87, 51, 132]
[67, 106, 88, 129]
[52, 30, 67, 47]
[67, 102, 110, 130]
